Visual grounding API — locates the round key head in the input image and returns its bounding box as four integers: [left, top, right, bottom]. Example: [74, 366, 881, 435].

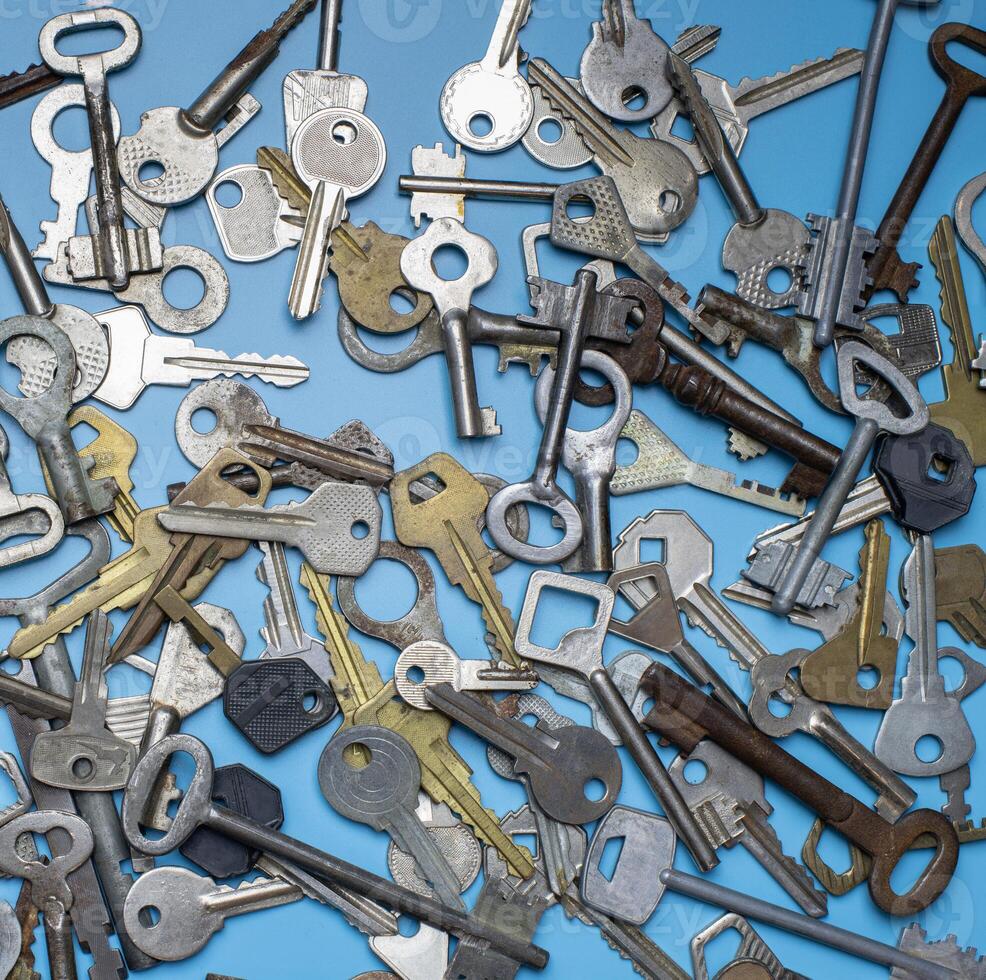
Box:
[439, 62, 533, 153]
[836, 341, 929, 434]
[291, 108, 386, 198]
[318, 726, 421, 829]
[394, 641, 461, 711]
[122, 733, 216, 856]
[873, 422, 977, 532]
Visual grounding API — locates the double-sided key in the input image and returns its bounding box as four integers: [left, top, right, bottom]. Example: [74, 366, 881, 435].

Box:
[158, 480, 381, 576]
[390, 453, 519, 666]
[516, 571, 717, 871]
[31, 611, 137, 792]
[320, 726, 466, 911]
[92, 306, 309, 409]
[395, 640, 537, 711]
[118, 0, 318, 206]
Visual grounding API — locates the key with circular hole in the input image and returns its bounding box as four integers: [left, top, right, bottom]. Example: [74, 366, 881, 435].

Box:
[640, 661, 958, 918]
[320, 726, 466, 911]
[122, 733, 549, 967]
[515, 570, 717, 871]
[395, 640, 537, 711]
[118, 0, 317, 206]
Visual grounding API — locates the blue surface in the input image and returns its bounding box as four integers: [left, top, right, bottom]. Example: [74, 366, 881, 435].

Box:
[1, 0, 986, 976]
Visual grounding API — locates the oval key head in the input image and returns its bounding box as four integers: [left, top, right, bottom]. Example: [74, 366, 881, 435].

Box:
[122, 734, 215, 856]
[38, 9, 141, 77]
[836, 341, 929, 435]
[929, 23, 986, 97]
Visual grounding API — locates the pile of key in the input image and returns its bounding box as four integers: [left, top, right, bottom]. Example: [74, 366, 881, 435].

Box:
[0, 0, 984, 976]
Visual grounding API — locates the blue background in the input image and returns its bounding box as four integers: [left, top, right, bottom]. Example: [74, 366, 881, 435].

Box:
[1, 0, 986, 976]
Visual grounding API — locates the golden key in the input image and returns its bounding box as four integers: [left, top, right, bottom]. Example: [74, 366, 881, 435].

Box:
[390, 453, 519, 666]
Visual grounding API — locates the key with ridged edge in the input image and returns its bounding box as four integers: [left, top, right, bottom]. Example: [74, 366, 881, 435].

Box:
[0, 62, 60, 109]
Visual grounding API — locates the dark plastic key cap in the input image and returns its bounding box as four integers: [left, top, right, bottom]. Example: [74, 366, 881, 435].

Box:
[639, 661, 958, 916]
[866, 23, 986, 299]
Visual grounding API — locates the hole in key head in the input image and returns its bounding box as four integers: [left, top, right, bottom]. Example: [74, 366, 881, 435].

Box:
[406, 665, 426, 685]
[915, 735, 944, 763]
[137, 904, 161, 929]
[512, 832, 538, 858]
[670, 113, 695, 143]
[767, 266, 793, 294]
[468, 113, 494, 137]
[213, 180, 243, 208]
[71, 756, 94, 781]
[584, 778, 606, 802]
[162, 267, 205, 311]
[353, 556, 419, 623]
[411, 472, 448, 501]
[621, 85, 647, 111]
[53, 22, 126, 56]
[351, 520, 370, 540]
[939, 655, 964, 693]
[430, 244, 468, 282]
[138, 160, 165, 187]
[537, 118, 563, 144]
[190, 408, 217, 434]
[302, 691, 322, 714]
[927, 453, 952, 482]
[616, 437, 639, 467]
[856, 666, 881, 690]
[331, 120, 358, 145]
[682, 759, 708, 785]
[944, 39, 986, 79]
[637, 538, 666, 565]
[597, 834, 626, 881]
[344, 741, 372, 770]
[565, 194, 595, 221]
[767, 695, 792, 718]
[389, 288, 417, 315]
[52, 104, 92, 152]
[527, 585, 600, 649]
[658, 189, 681, 214]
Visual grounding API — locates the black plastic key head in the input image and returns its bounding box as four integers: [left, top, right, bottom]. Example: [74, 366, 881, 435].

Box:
[224, 657, 338, 754]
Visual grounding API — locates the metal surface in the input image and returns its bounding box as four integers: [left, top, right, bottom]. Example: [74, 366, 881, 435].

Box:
[691, 914, 809, 980]
[955, 169, 986, 278]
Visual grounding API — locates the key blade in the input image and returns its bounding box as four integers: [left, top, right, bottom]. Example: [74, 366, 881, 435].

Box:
[288, 181, 346, 320]
[929, 216, 976, 380]
[152, 342, 310, 387]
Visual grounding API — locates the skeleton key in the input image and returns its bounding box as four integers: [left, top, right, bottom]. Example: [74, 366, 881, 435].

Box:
[528, 57, 697, 239]
[651, 47, 866, 176]
[440, 0, 533, 152]
[30, 611, 137, 791]
[119, 0, 317, 206]
[395, 640, 537, 710]
[866, 24, 986, 300]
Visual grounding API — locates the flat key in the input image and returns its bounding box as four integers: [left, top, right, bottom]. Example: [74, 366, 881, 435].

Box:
[159, 481, 381, 575]
[651, 47, 865, 175]
[390, 453, 519, 666]
[395, 640, 537, 710]
[935, 544, 986, 648]
[440, 0, 533, 152]
[118, 0, 318, 206]
[320, 726, 466, 911]
[866, 24, 986, 300]
[425, 682, 621, 824]
[31, 611, 137, 791]
[0, 61, 61, 109]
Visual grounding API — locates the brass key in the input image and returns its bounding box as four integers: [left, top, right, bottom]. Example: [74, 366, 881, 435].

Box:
[108, 449, 271, 663]
[390, 454, 519, 667]
[935, 543, 986, 648]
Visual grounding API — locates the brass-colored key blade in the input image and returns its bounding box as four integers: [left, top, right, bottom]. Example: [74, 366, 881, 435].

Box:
[935, 544, 986, 648]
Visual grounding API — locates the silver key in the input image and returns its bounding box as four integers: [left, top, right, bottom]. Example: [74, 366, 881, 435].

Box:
[534, 350, 630, 573]
[159, 481, 381, 574]
[124, 867, 302, 961]
[613, 510, 917, 821]
[651, 47, 866, 175]
[612, 409, 806, 517]
[287, 106, 386, 319]
[31, 83, 120, 262]
[668, 740, 828, 917]
[257, 540, 332, 683]
[529, 58, 697, 239]
[408, 142, 466, 227]
[875, 533, 976, 776]
[692, 913, 809, 980]
[440, 0, 533, 152]
[401, 217, 500, 438]
[578, 0, 673, 122]
[283, 0, 369, 146]
[394, 639, 537, 710]
[371, 924, 450, 980]
[319, 726, 466, 912]
[92, 305, 309, 409]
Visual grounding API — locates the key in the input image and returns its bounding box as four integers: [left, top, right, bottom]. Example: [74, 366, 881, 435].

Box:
[651, 47, 866, 176]
[283, 0, 368, 145]
[578, 0, 673, 122]
[693, 914, 808, 980]
[642, 663, 957, 919]
[866, 23, 986, 300]
[0, 61, 61, 109]
[30, 610, 138, 792]
[533, 350, 630, 572]
[406, 141, 469, 225]
[0, 425, 63, 567]
[875, 533, 976, 777]
[515, 571, 716, 870]
[927, 215, 986, 464]
[159, 480, 381, 575]
[613, 510, 918, 821]
[94, 305, 307, 409]
[109, 448, 273, 663]
[401, 219, 500, 436]
[30, 83, 120, 262]
[935, 544, 986, 648]
[528, 57, 697, 239]
[771, 342, 928, 614]
[390, 454, 520, 665]
[955, 169, 986, 280]
[0, 811, 94, 980]
[667, 741, 828, 917]
[287, 106, 386, 319]
[424, 681, 622, 825]
[612, 409, 806, 516]
[118, 0, 317, 206]
[39, 10, 160, 289]
[301, 563, 536, 879]
[440, 0, 533, 152]
[395, 640, 537, 711]
[257, 541, 332, 681]
[320, 726, 467, 911]
[891, 923, 986, 979]
[124, 734, 550, 967]
[666, 52, 809, 310]
[488, 271, 635, 564]
[0, 900, 18, 979]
